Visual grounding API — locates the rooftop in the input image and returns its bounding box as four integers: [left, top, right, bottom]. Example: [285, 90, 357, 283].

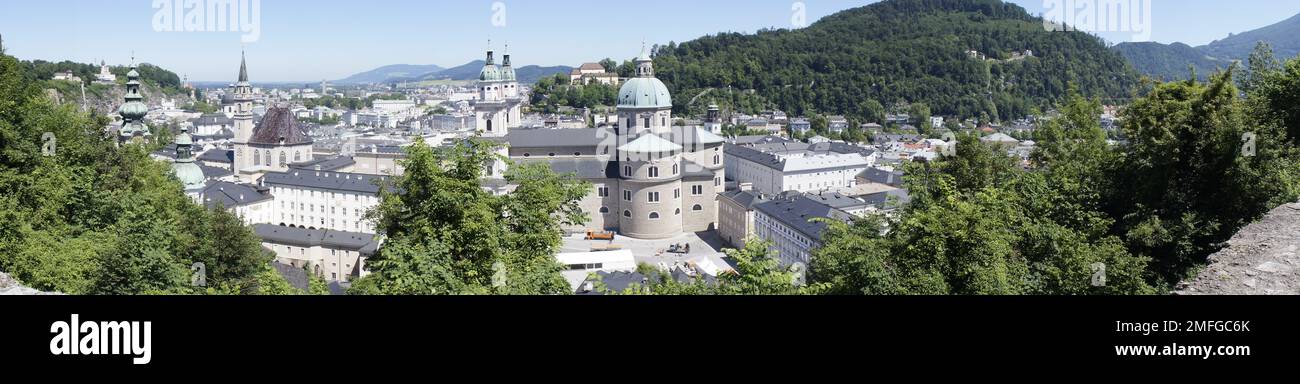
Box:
[253, 224, 379, 254]
[753, 196, 852, 243]
[261, 170, 388, 194]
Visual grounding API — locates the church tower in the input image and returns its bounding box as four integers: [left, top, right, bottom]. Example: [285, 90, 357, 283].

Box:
[118, 62, 151, 143]
[231, 51, 255, 177]
[474, 47, 509, 137]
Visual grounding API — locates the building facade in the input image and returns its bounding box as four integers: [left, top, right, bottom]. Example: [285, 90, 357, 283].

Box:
[260, 170, 386, 234]
[725, 139, 872, 195]
[487, 47, 726, 239]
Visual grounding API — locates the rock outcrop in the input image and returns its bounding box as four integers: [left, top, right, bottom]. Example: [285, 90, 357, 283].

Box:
[1177, 202, 1300, 295]
[0, 271, 62, 295]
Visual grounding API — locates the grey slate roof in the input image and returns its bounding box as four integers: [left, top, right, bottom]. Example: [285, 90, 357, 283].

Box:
[804, 191, 871, 211]
[253, 224, 379, 254]
[290, 156, 356, 172]
[859, 167, 905, 187]
[198, 149, 234, 164]
[191, 113, 232, 126]
[861, 188, 912, 209]
[199, 164, 234, 179]
[504, 128, 612, 149]
[200, 181, 273, 209]
[729, 135, 791, 146]
[719, 190, 770, 210]
[753, 196, 852, 243]
[261, 170, 388, 194]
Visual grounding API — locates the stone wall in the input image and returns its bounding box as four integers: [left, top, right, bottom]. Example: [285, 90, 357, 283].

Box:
[1177, 202, 1300, 295]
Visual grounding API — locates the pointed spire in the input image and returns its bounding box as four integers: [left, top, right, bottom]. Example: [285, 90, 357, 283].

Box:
[238, 50, 249, 82]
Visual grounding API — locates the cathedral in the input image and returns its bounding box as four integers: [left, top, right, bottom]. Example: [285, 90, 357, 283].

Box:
[228, 53, 314, 182]
[472, 47, 524, 137]
[486, 46, 725, 239]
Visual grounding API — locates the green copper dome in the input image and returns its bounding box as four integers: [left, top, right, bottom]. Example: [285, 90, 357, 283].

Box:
[618, 77, 672, 109]
[479, 65, 502, 82]
[171, 161, 205, 190]
[119, 101, 148, 118]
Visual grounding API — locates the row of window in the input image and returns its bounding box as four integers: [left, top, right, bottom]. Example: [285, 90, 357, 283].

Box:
[252, 150, 302, 168]
[598, 205, 704, 217]
[610, 185, 706, 202]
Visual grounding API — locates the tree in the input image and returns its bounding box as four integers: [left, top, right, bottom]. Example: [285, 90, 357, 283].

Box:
[351, 137, 588, 295]
[1113, 65, 1300, 283]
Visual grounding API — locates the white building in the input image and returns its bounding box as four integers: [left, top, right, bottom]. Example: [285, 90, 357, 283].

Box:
[259, 170, 387, 234]
[725, 139, 874, 195]
[254, 224, 378, 283]
[753, 195, 853, 267]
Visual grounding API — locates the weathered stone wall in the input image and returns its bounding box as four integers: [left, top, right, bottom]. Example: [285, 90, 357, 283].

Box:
[1177, 202, 1300, 295]
[0, 271, 62, 295]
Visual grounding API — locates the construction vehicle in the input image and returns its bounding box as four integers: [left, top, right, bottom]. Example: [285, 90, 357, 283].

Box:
[585, 230, 616, 241]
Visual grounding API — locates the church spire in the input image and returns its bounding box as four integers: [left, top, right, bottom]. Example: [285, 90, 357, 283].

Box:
[238, 50, 249, 83]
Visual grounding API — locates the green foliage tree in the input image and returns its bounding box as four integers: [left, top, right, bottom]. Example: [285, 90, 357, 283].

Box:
[350, 137, 588, 295]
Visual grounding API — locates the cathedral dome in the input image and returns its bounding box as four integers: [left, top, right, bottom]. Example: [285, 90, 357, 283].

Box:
[479, 64, 502, 82]
[618, 77, 672, 109]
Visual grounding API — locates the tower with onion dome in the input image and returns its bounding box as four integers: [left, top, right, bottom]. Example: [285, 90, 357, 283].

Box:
[117, 61, 151, 143]
[171, 126, 206, 197]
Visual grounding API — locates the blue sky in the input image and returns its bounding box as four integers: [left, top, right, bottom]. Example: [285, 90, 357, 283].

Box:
[2, 0, 1298, 82]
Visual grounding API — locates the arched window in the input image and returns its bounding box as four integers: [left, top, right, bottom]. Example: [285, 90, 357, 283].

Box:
[294, 151, 301, 162]
[486, 120, 493, 132]
[599, 207, 609, 214]
[523, 153, 530, 157]
[649, 212, 660, 220]
[264, 150, 271, 166]
[254, 150, 261, 166]
[675, 208, 681, 215]
[672, 164, 678, 175]
[692, 204, 703, 211]
[548, 153, 556, 157]
[623, 210, 632, 218]
[279, 152, 287, 167]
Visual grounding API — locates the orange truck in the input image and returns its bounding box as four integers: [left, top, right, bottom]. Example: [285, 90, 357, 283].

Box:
[585, 230, 615, 241]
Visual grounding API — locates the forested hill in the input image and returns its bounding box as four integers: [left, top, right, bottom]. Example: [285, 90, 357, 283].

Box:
[653, 0, 1138, 122]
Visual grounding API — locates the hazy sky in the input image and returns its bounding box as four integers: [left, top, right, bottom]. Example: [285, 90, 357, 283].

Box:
[2, 0, 1298, 82]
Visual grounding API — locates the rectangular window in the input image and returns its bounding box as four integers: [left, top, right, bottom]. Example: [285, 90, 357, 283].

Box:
[692, 185, 703, 195]
[624, 190, 632, 201]
[649, 192, 660, 203]
[598, 187, 609, 197]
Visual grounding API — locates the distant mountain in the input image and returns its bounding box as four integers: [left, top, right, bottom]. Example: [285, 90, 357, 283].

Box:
[1111, 42, 1231, 81]
[1114, 12, 1300, 81]
[333, 64, 444, 84]
[403, 60, 573, 84]
[1202, 13, 1300, 61]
